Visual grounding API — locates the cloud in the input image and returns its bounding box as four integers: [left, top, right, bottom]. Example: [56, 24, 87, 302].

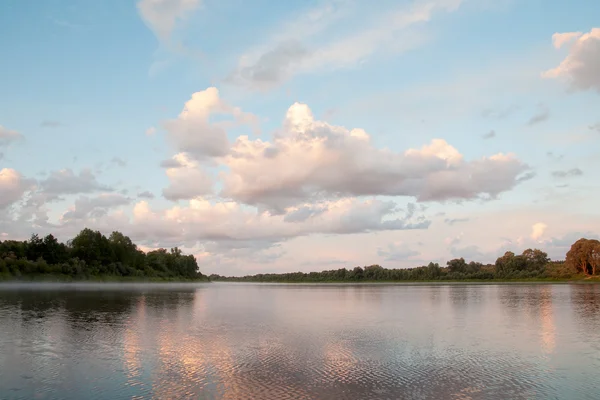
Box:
[163, 87, 258, 160]
[551, 32, 583, 49]
[543, 28, 600, 92]
[545, 231, 599, 249]
[39, 168, 113, 196]
[61, 193, 131, 221]
[229, 0, 465, 89]
[481, 105, 520, 119]
[590, 123, 600, 132]
[162, 153, 213, 201]
[0, 125, 23, 147]
[220, 101, 531, 211]
[145, 127, 156, 136]
[0, 168, 31, 209]
[283, 204, 327, 223]
[127, 197, 429, 250]
[551, 168, 583, 178]
[526, 105, 549, 126]
[159, 158, 184, 168]
[137, 191, 155, 199]
[444, 217, 470, 225]
[40, 120, 63, 128]
[377, 242, 420, 261]
[110, 157, 127, 167]
[482, 130, 496, 139]
[227, 40, 311, 90]
[546, 152, 564, 161]
[530, 222, 547, 241]
[137, 0, 200, 43]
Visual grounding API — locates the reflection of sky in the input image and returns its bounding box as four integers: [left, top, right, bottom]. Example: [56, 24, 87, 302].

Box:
[1, 283, 599, 399]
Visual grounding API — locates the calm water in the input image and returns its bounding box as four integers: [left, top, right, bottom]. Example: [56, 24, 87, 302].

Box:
[0, 283, 599, 400]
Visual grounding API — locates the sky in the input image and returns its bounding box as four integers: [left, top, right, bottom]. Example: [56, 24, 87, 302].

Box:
[1, 0, 599, 276]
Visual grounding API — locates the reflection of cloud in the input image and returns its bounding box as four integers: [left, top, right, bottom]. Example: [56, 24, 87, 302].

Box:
[539, 287, 556, 354]
[122, 296, 145, 382]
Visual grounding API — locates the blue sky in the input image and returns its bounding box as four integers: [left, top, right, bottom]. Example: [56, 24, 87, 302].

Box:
[1, 0, 599, 276]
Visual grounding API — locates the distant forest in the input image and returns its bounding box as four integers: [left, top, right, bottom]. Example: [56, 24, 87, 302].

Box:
[210, 238, 600, 283]
[0, 229, 206, 281]
[1, 230, 598, 282]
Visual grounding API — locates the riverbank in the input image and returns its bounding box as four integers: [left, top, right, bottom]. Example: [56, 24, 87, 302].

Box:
[209, 276, 600, 284]
[0, 274, 209, 283]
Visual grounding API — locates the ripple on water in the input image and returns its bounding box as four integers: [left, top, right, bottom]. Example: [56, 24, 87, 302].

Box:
[0, 284, 599, 399]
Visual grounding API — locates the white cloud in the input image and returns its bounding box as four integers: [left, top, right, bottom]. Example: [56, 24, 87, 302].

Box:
[0, 168, 31, 209]
[530, 222, 547, 241]
[551, 32, 583, 49]
[61, 193, 131, 221]
[137, 0, 200, 43]
[145, 127, 156, 136]
[220, 101, 530, 211]
[127, 196, 429, 250]
[543, 28, 600, 92]
[40, 168, 113, 197]
[162, 153, 214, 201]
[163, 87, 258, 160]
[229, 0, 465, 89]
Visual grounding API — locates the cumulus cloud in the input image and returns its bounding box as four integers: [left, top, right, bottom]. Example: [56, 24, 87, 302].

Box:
[163, 87, 258, 160]
[0, 168, 31, 209]
[137, 0, 200, 43]
[530, 222, 547, 241]
[127, 197, 429, 250]
[39, 168, 113, 196]
[229, 0, 465, 89]
[220, 102, 531, 211]
[162, 153, 213, 201]
[551, 168, 583, 178]
[62, 193, 131, 221]
[543, 28, 600, 92]
[0, 125, 23, 148]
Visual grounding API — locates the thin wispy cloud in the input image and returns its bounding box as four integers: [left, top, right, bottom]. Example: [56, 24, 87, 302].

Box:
[228, 0, 466, 89]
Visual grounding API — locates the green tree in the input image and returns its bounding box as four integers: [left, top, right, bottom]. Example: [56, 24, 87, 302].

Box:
[566, 239, 594, 276]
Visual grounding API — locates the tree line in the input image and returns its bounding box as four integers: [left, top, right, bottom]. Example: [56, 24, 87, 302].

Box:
[210, 238, 600, 282]
[0, 228, 206, 281]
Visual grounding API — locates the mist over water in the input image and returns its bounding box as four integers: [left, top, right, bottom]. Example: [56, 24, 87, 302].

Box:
[1, 283, 599, 399]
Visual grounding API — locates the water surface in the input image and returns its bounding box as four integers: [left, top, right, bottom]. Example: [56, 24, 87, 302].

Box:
[1, 283, 599, 399]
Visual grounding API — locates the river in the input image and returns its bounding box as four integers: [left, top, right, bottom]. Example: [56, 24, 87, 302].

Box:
[0, 282, 599, 399]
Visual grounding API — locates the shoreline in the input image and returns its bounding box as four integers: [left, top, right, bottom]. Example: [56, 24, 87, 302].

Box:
[0, 275, 209, 283]
[209, 277, 600, 285]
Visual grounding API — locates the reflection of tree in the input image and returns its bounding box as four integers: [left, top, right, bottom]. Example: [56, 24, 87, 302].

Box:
[570, 285, 600, 351]
[498, 285, 557, 354]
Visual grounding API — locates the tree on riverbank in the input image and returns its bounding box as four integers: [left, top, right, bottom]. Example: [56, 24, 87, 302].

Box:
[0, 229, 205, 280]
[210, 241, 596, 282]
[566, 238, 600, 276]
